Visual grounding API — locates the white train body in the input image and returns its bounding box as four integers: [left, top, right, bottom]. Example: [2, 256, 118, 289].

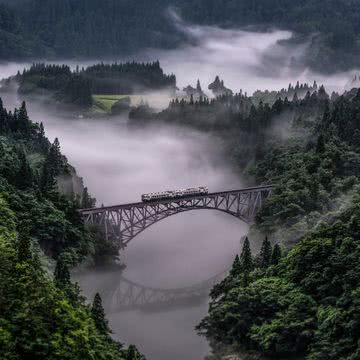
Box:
[142, 186, 209, 202]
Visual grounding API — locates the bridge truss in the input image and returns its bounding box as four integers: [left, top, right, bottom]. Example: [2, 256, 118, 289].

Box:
[80, 185, 272, 248]
[104, 272, 227, 312]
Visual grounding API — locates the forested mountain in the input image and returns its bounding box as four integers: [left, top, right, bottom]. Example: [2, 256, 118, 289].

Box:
[0, 0, 360, 71]
[4, 62, 176, 108]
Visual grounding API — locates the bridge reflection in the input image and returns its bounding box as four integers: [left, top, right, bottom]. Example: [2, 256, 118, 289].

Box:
[101, 271, 227, 313]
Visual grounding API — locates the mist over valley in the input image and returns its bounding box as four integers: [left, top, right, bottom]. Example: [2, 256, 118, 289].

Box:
[2, 3, 360, 360]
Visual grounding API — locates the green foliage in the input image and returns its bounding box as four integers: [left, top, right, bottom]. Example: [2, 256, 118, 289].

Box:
[240, 237, 253, 274]
[0, 180, 143, 360]
[91, 293, 111, 338]
[271, 244, 282, 266]
[16, 231, 32, 263]
[200, 87, 360, 359]
[200, 202, 360, 359]
[258, 236, 272, 268]
[13, 62, 176, 107]
[54, 256, 71, 288]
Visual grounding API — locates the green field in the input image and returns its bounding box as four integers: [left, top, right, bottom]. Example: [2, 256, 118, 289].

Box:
[90, 93, 173, 115]
[91, 95, 130, 114]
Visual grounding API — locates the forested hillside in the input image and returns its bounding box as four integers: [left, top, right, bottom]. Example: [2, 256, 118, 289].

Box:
[0, 98, 145, 359]
[200, 91, 360, 358]
[129, 82, 360, 358]
[0, 0, 360, 71]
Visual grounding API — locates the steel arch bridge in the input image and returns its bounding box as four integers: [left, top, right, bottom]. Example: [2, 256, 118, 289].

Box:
[80, 185, 272, 249]
[103, 272, 227, 312]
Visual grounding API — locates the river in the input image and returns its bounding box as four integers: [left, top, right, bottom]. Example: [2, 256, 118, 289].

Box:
[50, 116, 248, 360]
[50, 115, 248, 360]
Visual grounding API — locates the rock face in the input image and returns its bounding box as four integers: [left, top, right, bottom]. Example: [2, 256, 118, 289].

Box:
[183, 79, 207, 99]
[57, 165, 85, 198]
[345, 74, 360, 91]
[208, 76, 233, 97]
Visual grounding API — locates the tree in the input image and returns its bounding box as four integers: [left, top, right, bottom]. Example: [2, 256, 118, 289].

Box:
[15, 149, 33, 190]
[48, 138, 62, 175]
[54, 256, 71, 289]
[91, 293, 111, 338]
[230, 254, 241, 277]
[126, 345, 144, 360]
[40, 159, 56, 194]
[271, 244, 282, 266]
[17, 232, 32, 263]
[240, 237, 253, 286]
[259, 236, 272, 268]
[316, 134, 325, 153]
[240, 237, 253, 272]
[16, 101, 30, 135]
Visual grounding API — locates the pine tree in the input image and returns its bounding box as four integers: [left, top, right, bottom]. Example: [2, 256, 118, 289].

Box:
[230, 254, 241, 277]
[17, 101, 30, 134]
[91, 293, 111, 337]
[48, 138, 62, 175]
[40, 159, 56, 194]
[316, 134, 325, 153]
[240, 237, 253, 272]
[271, 244, 282, 266]
[37, 122, 49, 152]
[259, 236, 272, 268]
[126, 345, 143, 360]
[16, 150, 33, 190]
[54, 256, 71, 289]
[190, 94, 194, 105]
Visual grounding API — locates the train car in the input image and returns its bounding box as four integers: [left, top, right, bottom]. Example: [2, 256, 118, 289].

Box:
[141, 186, 209, 202]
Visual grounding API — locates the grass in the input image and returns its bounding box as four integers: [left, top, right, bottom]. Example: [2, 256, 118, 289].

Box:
[91, 95, 130, 113]
[89, 93, 173, 114]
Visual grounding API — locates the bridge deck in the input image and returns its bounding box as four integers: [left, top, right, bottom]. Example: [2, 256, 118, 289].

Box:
[80, 185, 273, 214]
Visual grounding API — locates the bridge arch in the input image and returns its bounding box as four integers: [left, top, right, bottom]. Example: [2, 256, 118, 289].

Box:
[80, 186, 272, 248]
[103, 271, 227, 312]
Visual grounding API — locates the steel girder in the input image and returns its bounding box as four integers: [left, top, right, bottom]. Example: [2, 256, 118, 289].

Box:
[80, 186, 272, 248]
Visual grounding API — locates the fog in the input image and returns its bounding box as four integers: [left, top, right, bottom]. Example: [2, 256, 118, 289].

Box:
[142, 13, 359, 96]
[46, 116, 248, 360]
[2, 20, 358, 103]
[1, 17, 359, 360]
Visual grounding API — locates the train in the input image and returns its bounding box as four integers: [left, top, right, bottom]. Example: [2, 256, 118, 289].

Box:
[142, 186, 209, 202]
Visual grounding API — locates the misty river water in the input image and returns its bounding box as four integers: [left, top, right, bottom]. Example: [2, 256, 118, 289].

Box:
[51, 116, 248, 360]
[49, 115, 248, 360]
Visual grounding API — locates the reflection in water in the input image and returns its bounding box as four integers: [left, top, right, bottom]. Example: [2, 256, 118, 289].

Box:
[76, 211, 248, 360]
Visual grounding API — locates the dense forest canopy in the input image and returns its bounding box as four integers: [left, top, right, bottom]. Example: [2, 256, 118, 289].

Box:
[0, 0, 359, 71]
[0, 98, 145, 359]
[6, 61, 176, 107]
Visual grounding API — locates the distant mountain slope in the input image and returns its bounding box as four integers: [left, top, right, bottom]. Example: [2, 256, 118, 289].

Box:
[0, 0, 359, 72]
